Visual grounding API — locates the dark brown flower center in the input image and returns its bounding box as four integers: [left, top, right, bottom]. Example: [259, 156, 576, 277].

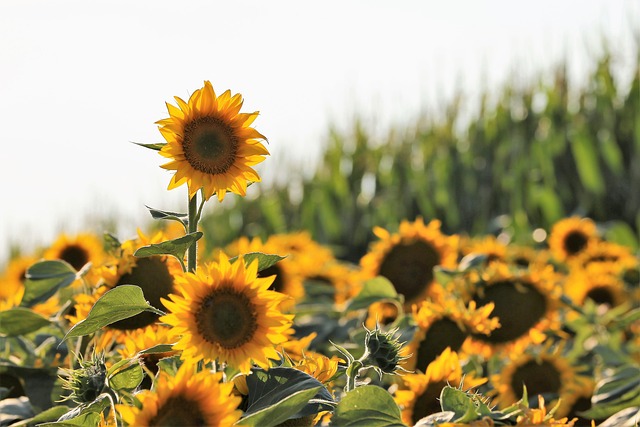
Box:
[510, 360, 562, 403]
[563, 231, 588, 256]
[59, 244, 90, 271]
[196, 287, 258, 349]
[411, 380, 448, 423]
[415, 318, 467, 370]
[585, 286, 616, 307]
[110, 257, 175, 330]
[149, 396, 207, 426]
[472, 280, 547, 344]
[182, 116, 238, 175]
[378, 240, 441, 301]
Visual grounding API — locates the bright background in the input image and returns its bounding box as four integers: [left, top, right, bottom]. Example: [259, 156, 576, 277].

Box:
[0, 0, 637, 266]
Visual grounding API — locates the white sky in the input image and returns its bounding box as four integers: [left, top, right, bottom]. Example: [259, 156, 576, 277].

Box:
[0, 0, 637, 266]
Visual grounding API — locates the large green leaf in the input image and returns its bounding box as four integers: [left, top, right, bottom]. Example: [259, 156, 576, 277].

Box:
[0, 308, 51, 336]
[10, 405, 71, 427]
[20, 260, 77, 307]
[239, 367, 334, 426]
[329, 385, 405, 426]
[346, 276, 400, 311]
[134, 232, 202, 265]
[63, 285, 164, 342]
[440, 386, 479, 423]
[229, 252, 287, 272]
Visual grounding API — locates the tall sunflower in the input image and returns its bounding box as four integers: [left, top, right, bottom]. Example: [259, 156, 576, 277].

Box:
[360, 217, 459, 305]
[156, 80, 269, 202]
[160, 253, 293, 374]
[117, 363, 241, 427]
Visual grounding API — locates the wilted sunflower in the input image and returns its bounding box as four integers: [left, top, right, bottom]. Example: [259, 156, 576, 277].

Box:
[117, 363, 241, 427]
[547, 217, 599, 264]
[360, 217, 459, 305]
[394, 348, 487, 426]
[66, 230, 181, 351]
[462, 263, 564, 358]
[156, 80, 269, 202]
[403, 298, 499, 372]
[490, 343, 585, 418]
[161, 253, 293, 374]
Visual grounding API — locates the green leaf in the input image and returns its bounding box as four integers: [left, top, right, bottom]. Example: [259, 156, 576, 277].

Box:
[346, 277, 399, 311]
[132, 141, 166, 151]
[592, 365, 640, 405]
[602, 221, 639, 252]
[139, 344, 176, 355]
[108, 361, 144, 392]
[413, 411, 456, 427]
[39, 412, 101, 427]
[229, 252, 287, 272]
[134, 232, 202, 265]
[63, 285, 165, 342]
[237, 387, 322, 427]
[20, 260, 77, 307]
[0, 308, 51, 336]
[10, 405, 70, 427]
[240, 367, 335, 426]
[145, 205, 188, 226]
[440, 386, 479, 423]
[329, 385, 404, 426]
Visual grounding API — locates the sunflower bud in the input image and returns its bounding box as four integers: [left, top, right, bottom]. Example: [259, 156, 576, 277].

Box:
[362, 325, 408, 377]
[60, 353, 107, 404]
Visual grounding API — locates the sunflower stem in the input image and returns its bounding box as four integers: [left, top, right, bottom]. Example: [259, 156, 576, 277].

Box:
[187, 193, 198, 272]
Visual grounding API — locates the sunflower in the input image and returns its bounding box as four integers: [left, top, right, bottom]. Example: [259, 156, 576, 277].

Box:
[221, 235, 305, 310]
[66, 230, 181, 351]
[462, 263, 564, 358]
[564, 264, 628, 310]
[459, 234, 508, 266]
[547, 217, 599, 264]
[156, 80, 269, 202]
[160, 253, 293, 374]
[360, 217, 459, 306]
[490, 344, 586, 418]
[117, 363, 241, 427]
[516, 395, 577, 426]
[394, 347, 487, 426]
[403, 298, 499, 372]
[43, 232, 106, 274]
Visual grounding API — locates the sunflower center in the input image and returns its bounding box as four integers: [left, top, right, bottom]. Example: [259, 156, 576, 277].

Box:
[472, 280, 547, 344]
[59, 244, 90, 271]
[259, 265, 284, 294]
[148, 396, 207, 426]
[196, 287, 258, 349]
[415, 318, 467, 370]
[411, 380, 448, 423]
[378, 240, 441, 301]
[182, 116, 238, 175]
[110, 257, 175, 331]
[510, 360, 562, 403]
[585, 286, 616, 307]
[563, 231, 588, 256]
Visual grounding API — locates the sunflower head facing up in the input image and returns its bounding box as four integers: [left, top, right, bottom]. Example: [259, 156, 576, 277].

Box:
[117, 363, 242, 427]
[161, 253, 294, 374]
[156, 81, 269, 202]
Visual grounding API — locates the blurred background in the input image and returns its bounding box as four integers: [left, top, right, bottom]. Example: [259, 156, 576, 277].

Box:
[0, 0, 638, 265]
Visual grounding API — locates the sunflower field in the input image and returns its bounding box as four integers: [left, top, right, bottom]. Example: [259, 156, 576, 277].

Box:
[1, 46, 640, 427]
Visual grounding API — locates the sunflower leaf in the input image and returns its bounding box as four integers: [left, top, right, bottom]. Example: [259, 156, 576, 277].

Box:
[440, 386, 479, 423]
[230, 252, 287, 272]
[62, 285, 165, 342]
[241, 367, 335, 426]
[108, 361, 144, 392]
[346, 276, 399, 311]
[9, 405, 71, 427]
[133, 232, 202, 264]
[328, 385, 404, 427]
[145, 205, 189, 227]
[0, 308, 51, 336]
[20, 260, 77, 308]
[132, 141, 166, 151]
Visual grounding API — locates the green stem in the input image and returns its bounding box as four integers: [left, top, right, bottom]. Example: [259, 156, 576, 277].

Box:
[345, 360, 363, 392]
[187, 193, 198, 273]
